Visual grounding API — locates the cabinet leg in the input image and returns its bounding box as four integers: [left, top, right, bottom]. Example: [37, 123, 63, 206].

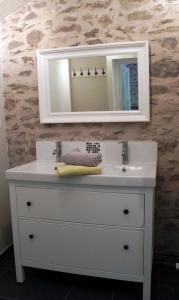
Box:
[143, 276, 151, 300]
[15, 264, 25, 283]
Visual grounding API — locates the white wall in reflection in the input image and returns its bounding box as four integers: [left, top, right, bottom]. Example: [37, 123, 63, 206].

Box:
[49, 59, 71, 112]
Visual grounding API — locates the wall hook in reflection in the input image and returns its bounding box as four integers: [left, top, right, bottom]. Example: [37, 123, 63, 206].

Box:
[87, 68, 91, 76]
[80, 68, 83, 76]
[102, 66, 105, 75]
[73, 68, 76, 77]
[94, 67, 98, 75]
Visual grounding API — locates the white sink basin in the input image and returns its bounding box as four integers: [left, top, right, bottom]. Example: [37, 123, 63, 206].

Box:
[103, 164, 152, 176]
[6, 160, 157, 187]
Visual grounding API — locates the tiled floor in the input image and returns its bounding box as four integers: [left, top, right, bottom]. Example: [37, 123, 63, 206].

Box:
[0, 249, 179, 300]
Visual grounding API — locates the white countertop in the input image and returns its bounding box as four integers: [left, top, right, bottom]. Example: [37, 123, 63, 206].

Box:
[6, 160, 157, 187]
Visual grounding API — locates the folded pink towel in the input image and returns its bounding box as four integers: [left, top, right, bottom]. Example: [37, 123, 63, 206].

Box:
[61, 149, 102, 167]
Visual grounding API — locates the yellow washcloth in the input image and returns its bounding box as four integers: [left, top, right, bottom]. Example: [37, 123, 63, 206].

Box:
[56, 165, 102, 177]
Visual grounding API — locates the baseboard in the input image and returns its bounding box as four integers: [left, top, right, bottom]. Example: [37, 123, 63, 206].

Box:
[0, 243, 13, 257]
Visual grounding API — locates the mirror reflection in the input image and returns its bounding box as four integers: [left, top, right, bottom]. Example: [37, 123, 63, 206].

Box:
[48, 55, 138, 113]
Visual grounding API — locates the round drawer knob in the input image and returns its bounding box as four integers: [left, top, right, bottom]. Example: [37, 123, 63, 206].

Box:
[29, 234, 34, 239]
[123, 245, 129, 250]
[123, 209, 129, 215]
[26, 201, 32, 207]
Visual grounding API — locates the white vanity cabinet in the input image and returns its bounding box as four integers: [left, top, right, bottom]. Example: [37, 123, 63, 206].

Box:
[9, 181, 154, 300]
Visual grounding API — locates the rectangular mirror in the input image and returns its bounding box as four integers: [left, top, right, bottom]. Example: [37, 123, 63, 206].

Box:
[37, 41, 149, 123]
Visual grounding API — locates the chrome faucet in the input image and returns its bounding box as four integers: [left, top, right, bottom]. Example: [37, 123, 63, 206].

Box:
[121, 141, 128, 165]
[52, 141, 61, 162]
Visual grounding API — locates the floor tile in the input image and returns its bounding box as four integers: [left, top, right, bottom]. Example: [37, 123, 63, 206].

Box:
[0, 248, 15, 270]
[0, 267, 70, 300]
[67, 276, 114, 300]
[151, 267, 160, 300]
[159, 286, 179, 300]
[113, 281, 142, 300]
[1, 249, 179, 300]
[159, 267, 179, 288]
[0, 298, 20, 300]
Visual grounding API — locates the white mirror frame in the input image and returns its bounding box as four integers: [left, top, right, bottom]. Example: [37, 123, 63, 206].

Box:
[37, 41, 150, 123]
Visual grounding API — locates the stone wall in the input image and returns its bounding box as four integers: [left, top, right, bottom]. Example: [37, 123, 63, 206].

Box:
[2, 0, 179, 260]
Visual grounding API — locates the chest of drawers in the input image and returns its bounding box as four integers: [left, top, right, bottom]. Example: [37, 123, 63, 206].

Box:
[9, 181, 154, 300]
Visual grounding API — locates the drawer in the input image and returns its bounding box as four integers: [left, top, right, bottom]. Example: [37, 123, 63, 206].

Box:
[19, 219, 144, 276]
[16, 187, 144, 227]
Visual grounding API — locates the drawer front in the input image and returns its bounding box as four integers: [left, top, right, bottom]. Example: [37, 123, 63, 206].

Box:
[19, 219, 144, 276]
[16, 187, 144, 227]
